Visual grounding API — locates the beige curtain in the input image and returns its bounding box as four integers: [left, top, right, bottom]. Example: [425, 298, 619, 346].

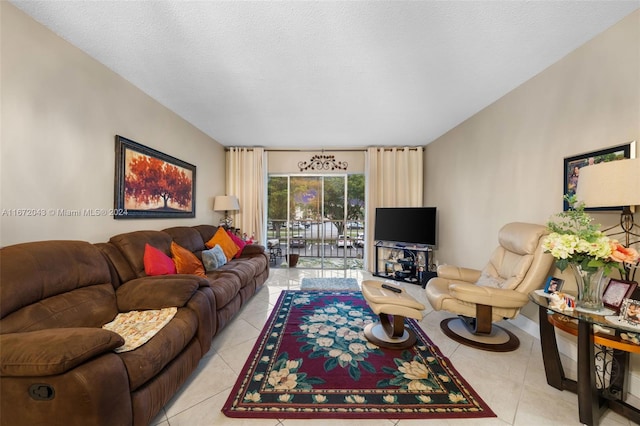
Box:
[365, 147, 424, 270]
[226, 147, 265, 242]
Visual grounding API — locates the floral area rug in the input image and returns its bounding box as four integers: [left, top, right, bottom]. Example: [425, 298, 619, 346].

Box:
[299, 277, 359, 291]
[222, 291, 495, 419]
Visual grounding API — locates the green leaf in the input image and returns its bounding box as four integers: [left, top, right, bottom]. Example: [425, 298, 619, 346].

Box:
[299, 344, 314, 353]
[360, 360, 376, 373]
[376, 379, 392, 388]
[381, 366, 397, 375]
[324, 357, 338, 372]
[349, 365, 361, 381]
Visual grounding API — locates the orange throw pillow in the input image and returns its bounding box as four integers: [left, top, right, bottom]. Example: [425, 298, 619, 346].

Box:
[170, 241, 206, 277]
[205, 227, 239, 261]
[143, 243, 177, 276]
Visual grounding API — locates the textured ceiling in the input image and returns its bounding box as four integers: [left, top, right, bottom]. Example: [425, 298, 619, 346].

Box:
[11, 1, 640, 149]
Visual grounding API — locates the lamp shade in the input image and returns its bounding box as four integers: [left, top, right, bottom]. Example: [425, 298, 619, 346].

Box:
[213, 195, 240, 212]
[576, 158, 640, 208]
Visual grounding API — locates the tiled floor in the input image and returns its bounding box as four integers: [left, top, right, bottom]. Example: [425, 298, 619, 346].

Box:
[151, 268, 636, 425]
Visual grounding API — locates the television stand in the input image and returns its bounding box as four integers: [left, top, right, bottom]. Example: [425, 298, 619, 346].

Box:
[373, 241, 436, 288]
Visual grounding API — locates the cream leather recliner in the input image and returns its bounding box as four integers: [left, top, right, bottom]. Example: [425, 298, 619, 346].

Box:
[426, 222, 554, 351]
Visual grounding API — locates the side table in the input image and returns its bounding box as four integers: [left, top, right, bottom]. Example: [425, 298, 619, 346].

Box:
[529, 291, 640, 425]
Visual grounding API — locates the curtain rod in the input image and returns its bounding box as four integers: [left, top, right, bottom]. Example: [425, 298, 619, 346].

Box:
[225, 147, 423, 152]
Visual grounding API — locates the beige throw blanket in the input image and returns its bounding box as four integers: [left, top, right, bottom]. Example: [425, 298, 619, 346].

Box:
[102, 307, 177, 353]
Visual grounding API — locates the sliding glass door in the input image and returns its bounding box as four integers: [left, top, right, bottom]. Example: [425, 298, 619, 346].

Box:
[267, 174, 364, 269]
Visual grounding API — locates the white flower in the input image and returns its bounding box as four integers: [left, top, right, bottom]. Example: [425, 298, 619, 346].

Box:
[316, 337, 335, 347]
[398, 361, 430, 380]
[383, 395, 397, 404]
[338, 352, 353, 363]
[244, 391, 261, 402]
[313, 394, 328, 403]
[407, 380, 429, 391]
[267, 368, 298, 390]
[448, 393, 466, 403]
[348, 342, 367, 354]
[417, 395, 432, 403]
[345, 395, 366, 403]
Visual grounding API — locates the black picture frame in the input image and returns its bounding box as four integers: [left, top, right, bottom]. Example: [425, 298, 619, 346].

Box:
[114, 135, 196, 219]
[543, 276, 565, 294]
[602, 279, 638, 313]
[563, 141, 635, 211]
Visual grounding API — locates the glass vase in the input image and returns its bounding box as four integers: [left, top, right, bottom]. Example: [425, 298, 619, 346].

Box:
[570, 263, 606, 311]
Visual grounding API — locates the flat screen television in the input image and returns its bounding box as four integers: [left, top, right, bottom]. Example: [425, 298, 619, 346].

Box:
[374, 207, 437, 246]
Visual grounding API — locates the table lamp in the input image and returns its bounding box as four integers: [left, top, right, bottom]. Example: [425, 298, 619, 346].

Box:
[576, 158, 640, 280]
[213, 195, 240, 228]
[576, 158, 640, 246]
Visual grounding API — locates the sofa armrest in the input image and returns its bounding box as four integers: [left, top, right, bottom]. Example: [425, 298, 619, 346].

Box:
[116, 276, 199, 311]
[437, 265, 482, 283]
[239, 244, 265, 256]
[1, 328, 124, 377]
[449, 283, 530, 308]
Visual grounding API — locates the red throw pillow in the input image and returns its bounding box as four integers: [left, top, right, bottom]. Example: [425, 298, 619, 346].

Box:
[227, 230, 247, 258]
[143, 243, 177, 276]
[170, 241, 206, 277]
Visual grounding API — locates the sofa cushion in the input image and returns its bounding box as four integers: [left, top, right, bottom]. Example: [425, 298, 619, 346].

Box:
[0, 328, 124, 377]
[0, 284, 118, 334]
[109, 230, 173, 278]
[115, 276, 199, 312]
[144, 243, 177, 276]
[163, 226, 208, 254]
[219, 258, 259, 288]
[170, 242, 205, 277]
[193, 224, 219, 246]
[0, 241, 113, 322]
[205, 227, 238, 260]
[205, 272, 242, 308]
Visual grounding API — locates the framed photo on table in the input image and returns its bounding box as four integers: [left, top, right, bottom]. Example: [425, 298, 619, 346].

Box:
[543, 276, 564, 294]
[620, 298, 640, 325]
[602, 279, 638, 313]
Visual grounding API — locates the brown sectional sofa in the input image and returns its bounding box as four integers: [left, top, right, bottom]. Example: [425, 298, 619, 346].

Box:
[0, 225, 269, 426]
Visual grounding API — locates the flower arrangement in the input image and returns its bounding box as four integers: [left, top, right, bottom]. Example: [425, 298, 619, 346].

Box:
[542, 195, 638, 275]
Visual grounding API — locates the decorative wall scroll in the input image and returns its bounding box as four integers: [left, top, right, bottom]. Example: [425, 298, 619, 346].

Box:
[298, 154, 348, 172]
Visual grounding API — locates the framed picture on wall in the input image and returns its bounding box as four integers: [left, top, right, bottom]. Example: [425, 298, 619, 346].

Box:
[114, 135, 196, 219]
[563, 141, 635, 211]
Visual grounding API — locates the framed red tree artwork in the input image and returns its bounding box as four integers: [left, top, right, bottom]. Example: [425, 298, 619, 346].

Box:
[114, 135, 196, 219]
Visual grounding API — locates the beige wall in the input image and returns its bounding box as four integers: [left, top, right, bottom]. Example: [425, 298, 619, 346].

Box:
[1, 3, 226, 246]
[424, 10, 639, 271]
[423, 10, 640, 390]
